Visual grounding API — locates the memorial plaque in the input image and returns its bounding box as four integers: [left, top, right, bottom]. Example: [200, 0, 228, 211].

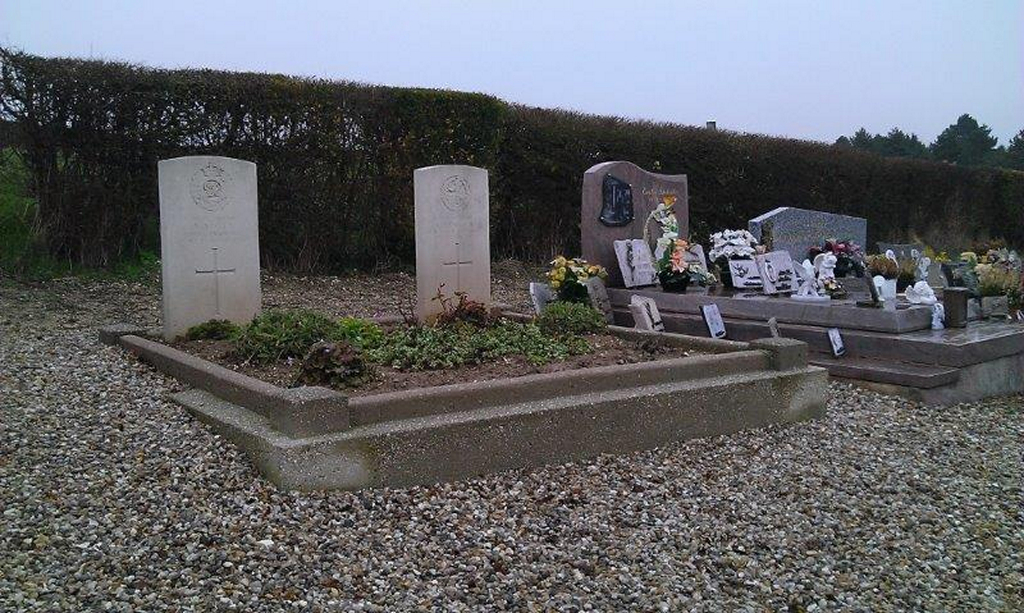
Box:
[529, 282, 555, 314]
[600, 175, 633, 227]
[728, 259, 763, 289]
[756, 251, 798, 294]
[158, 156, 261, 340]
[584, 277, 614, 323]
[629, 295, 665, 331]
[582, 161, 688, 287]
[613, 239, 658, 288]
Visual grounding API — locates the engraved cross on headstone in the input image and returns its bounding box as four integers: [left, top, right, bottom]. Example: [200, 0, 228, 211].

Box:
[442, 241, 472, 292]
[195, 247, 236, 315]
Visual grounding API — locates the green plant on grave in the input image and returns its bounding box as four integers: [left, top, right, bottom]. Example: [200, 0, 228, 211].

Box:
[184, 319, 241, 341]
[336, 316, 384, 349]
[233, 309, 346, 364]
[535, 301, 607, 337]
[294, 340, 376, 388]
[366, 320, 591, 371]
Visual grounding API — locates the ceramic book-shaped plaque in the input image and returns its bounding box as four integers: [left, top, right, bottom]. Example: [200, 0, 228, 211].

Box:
[728, 258, 763, 289]
[683, 243, 708, 273]
[756, 251, 797, 294]
[629, 295, 665, 331]
[613, 239, 658, 288]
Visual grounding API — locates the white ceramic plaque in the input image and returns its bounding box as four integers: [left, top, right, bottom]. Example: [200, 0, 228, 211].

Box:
[700, 303, 727, 339]
[728, 258, 763, 289]
[614, 239, 658, 288]
[756, 251, 798, 294]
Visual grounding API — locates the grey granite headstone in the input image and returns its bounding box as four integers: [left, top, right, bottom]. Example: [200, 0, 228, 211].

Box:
[582, 161, 688, 288]
[748, 207, 866, 263]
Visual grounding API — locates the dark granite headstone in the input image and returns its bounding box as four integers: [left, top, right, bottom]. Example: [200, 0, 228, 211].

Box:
[582, 161, 688, 287]
[748, 207, 867, 263]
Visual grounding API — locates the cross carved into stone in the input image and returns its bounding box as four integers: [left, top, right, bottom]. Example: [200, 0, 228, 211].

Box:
[442, 241, 472, 292]
[195, 247, 236, 315]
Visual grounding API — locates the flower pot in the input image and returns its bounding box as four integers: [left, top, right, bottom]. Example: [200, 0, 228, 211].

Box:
[658, 270, 690, 293]
[981, 295, 1009, 318]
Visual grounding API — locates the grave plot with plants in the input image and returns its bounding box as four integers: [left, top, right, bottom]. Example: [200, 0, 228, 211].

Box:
[173, 295, 698, 396]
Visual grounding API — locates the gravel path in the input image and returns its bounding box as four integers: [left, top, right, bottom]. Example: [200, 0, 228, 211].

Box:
[2, 272, 1022, 611]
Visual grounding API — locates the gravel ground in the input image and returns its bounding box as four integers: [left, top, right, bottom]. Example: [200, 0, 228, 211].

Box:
[1, 270, 1022, 612]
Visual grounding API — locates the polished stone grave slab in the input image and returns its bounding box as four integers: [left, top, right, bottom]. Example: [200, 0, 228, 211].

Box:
[608, 287, 1024, 404]
[608, 287, 933, 333]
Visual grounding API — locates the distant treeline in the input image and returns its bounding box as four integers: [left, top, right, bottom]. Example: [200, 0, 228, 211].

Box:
[836, 115, 1024, 170]
[1, 47, 1022, 272]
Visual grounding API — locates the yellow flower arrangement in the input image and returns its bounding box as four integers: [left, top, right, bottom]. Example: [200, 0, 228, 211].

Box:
[545, 256, 608, 302]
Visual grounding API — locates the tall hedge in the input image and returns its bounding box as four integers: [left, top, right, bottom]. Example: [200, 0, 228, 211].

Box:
[2, 48, 1022, 270]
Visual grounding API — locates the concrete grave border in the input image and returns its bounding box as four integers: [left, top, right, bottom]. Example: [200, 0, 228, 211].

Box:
[100, 321, 827, 491]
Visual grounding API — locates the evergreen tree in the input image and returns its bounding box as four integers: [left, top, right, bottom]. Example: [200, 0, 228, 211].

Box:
[1004, 129, 1024, 170]
[930, 114, 998, 166]
[877, 128, 928, 159]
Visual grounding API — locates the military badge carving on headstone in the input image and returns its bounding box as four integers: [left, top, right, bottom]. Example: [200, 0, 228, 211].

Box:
[599, 174, 633, 227]
[190, 163, 233, 212]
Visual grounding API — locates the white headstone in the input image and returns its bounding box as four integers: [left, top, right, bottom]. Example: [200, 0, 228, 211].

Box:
[158, 156, 261, 340]
[613, 239, 658, 288]
[414, 165, 490, 321]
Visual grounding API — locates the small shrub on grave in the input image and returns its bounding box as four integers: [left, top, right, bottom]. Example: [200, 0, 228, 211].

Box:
[536, 302, 607, 337]
[433, 290, 498, 328]
[184, 319, 241, 341]
[295, 341, 376, 388]
[233, 309, 346, 364]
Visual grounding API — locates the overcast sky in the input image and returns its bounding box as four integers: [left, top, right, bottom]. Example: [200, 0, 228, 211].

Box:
[4, 0, 1022, 144]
